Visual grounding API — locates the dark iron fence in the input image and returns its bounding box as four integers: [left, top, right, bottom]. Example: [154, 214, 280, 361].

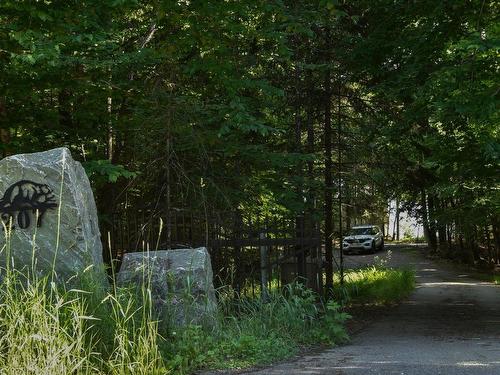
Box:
[104, 208, 323, 294]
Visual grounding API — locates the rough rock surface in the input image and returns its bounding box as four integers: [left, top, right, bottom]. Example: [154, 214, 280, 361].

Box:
[117, 248, 217, 326]
[0, 148, 106, 283]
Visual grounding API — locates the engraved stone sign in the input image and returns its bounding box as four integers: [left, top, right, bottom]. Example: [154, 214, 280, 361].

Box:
[0, 180, 58, 230]
[0, 148, 106, 284]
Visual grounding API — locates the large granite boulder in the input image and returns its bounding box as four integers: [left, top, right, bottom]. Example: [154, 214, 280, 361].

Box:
[0, 148, 106, 284]
[116, 248, 217, 326]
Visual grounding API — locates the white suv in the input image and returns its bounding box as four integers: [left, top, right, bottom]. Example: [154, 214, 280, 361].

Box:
[342, 225, 384, 254]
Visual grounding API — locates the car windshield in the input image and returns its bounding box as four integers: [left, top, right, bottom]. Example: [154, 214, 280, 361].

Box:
[348, 227, 376, 236]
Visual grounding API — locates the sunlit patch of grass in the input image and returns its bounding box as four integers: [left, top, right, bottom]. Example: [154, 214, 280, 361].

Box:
[472, 272, 500, 285]
[334, 266, 416, 305]
[0, 268, 168, 375]
[0, 272, 97, 374]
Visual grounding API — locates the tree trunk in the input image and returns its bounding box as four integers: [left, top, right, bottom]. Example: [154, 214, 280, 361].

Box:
[427, 194, 438, 253]
[260, 231, 269, 302]
[485, 226, 492, 262]
[492, 217, 500, 264]
[58, 89, 73, 129]
[436, 199, 448, 254]
[0, 97, 9, 158]
[392, 202, 397, 241]
[324, 67, 333, 293]
[294, 66, 306, 281]
[396, 198, 400, 241]
[337, 82, 344, 285]
[461, 220, 475, 264]
[421, 190, 432, 249]
[446, 220, 453, 249]
[306, 80, 321, 293]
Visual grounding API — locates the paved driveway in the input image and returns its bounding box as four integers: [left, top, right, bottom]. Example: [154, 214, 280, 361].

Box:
[242, 245, 500, 375]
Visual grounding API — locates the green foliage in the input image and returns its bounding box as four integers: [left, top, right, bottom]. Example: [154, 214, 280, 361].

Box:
[84, 160, 138, 184]
[310, 301, 351, 344]
[2, 0, 496, 245]
[0, 228, 413, 374]
[0, 8, 496, 373]
[335, 266, 416, 305]
[164, 282, 350, 373]
[0, 240, 416, 373]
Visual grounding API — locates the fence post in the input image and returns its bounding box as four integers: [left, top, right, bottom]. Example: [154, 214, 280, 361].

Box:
[234, 212, 243, 295]
[260, 231, 269, 302]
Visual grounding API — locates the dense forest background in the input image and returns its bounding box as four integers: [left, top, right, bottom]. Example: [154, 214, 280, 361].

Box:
[0, 0, 498, 266]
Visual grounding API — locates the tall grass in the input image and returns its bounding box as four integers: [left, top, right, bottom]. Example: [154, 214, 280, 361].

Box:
[0, 266, 168, 375]
[0, 265, 351, 374]
[0, 271, 96, 374]
[0, 221, 414, 375]
[105, 292, 166, 375]
[0, 156, 352, 374]
[334, 266, 416, 305]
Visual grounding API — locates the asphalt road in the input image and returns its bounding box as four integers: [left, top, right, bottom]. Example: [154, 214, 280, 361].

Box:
[242, 244, 500, 375]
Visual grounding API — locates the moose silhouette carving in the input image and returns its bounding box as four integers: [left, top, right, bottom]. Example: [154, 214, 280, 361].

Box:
[0, 180, 58, 230]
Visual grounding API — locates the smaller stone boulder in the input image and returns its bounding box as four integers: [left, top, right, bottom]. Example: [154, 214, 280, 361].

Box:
[116, 247, 217, 326]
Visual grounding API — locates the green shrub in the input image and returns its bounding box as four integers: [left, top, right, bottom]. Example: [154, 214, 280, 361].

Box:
[162, 282, 350, 373]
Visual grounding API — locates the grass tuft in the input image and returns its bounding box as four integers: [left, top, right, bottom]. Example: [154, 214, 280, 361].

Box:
[335, 266, 416, 305]
[0, 271, 97, 374]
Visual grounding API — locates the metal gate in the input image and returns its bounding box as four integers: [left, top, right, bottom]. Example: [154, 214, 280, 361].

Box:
[104, 209, 323, 294]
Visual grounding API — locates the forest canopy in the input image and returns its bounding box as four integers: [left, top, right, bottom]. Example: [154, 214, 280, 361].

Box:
[0, 0, 498, 264]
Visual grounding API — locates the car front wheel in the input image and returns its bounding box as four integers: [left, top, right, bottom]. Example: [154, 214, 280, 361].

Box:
[370, 241, 376, 254]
